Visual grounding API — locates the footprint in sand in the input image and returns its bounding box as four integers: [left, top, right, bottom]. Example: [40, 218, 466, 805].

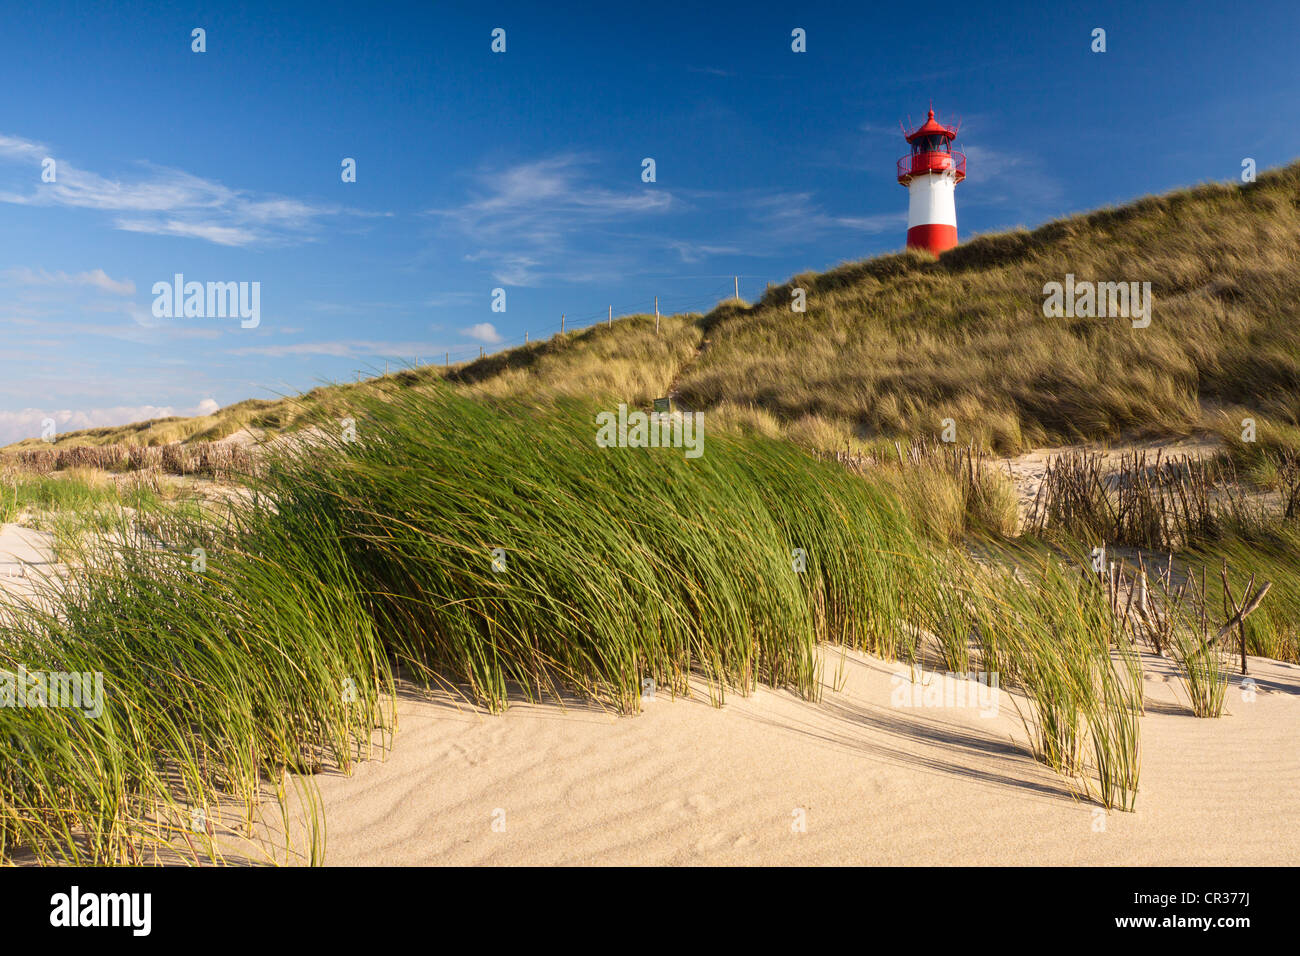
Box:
[446, 742, 483, 766]
[693, 830, 757, 853]
[664, 793, 716, 818]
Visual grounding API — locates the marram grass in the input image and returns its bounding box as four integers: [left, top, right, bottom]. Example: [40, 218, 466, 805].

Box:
[256, 388, 932, 712]
[0, 385, 1147, 863]
[0, 506, 393, 864]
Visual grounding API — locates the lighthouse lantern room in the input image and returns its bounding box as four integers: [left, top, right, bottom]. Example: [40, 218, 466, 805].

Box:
[897, 107, 966, 254]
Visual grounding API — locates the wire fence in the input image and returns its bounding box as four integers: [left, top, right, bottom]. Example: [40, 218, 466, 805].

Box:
[363, 276, 776, 375]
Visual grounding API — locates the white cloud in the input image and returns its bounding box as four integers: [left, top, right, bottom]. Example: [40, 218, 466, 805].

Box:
[0, 135, 43, 161]
[750, 192, 904, 238]
[4, 267, 135, 296]
[431, 154, 674, 285]
[0, 133, 349, 246]
[115, 218, 259, 247]
[461, 322, 503, 344]
[669, 240, 741, 263]
[463, 252, 544, 287]
[959, 144, 1063, 209]
[0, 405, 171, 446]
[226, 339, 448, 359]
[0, 397, 241, 446]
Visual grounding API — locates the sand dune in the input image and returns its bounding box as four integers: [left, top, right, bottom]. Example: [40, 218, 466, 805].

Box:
[0, 523, 61, 604]
[293, 648, 1300, 866]
[6, 498, 1298, 867]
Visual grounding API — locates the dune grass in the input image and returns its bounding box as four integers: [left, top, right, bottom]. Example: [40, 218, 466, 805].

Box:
[957, 545, 1142, 810]
[10, 162, 1300, 863]
[0, 385, 1156, 862]
[449, 313, 702, 408]
[1187, 537, 1300, 666]
[0, 468, 197, 562]
[1026, 442, 1300, 664]
[0, 468, 140, 519]
[677, 162, 1300, 455]
[865, 443, 1019, 543]
[0, 505, 392, 864]
[1167, 614, 1230, 719]
[4, 313, 702, 452]
[255, 387, 930, 712]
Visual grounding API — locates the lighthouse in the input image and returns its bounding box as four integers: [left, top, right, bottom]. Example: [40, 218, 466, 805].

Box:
[897, 107, 966, 254]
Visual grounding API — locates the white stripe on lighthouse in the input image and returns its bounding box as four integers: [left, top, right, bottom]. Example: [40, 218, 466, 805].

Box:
[907, 171, 957, 230]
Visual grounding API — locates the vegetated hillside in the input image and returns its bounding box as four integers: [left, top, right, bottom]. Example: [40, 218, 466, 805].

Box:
[681, 161, 1300, 455]
[6, 313, 701, 450]
[12, 162, 1300, 455]
[0, 384, 1146, 863]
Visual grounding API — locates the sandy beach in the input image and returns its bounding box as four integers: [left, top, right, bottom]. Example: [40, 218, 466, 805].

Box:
[0, 523, 60, 604]
[7, 472, 1297, 868]
[289, 647, 1300, 866]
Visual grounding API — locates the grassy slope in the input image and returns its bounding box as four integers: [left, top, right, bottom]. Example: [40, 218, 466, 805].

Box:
[682, 162, 1300, 454]
[7, 314, 702, 450]
[13, 162, 1299, 456]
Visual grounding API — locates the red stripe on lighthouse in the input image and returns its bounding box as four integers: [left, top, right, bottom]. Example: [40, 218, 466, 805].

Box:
[906, 223, 958, 254]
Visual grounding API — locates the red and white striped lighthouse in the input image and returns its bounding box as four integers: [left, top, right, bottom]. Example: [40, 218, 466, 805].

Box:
[897, 107, 966, 254]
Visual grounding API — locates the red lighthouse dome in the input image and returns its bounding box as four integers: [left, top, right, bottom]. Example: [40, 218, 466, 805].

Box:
[897, 107, 966, 253]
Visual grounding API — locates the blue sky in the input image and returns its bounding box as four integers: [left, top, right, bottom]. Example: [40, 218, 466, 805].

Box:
[1, 0, 1297, 443]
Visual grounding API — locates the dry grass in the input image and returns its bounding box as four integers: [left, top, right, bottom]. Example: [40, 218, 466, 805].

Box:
[677, 161, 1300, 454]
[4, 398, 291, 450]
[3, 315, 701, 452]
[17, 163, 1300, 464]
[1, 441, 255, 479]
[1025, 447, 1300, 665]
[1027, 448, 1300, 551]
[819, 438, 1019, 543]
[449, 313, 701, 406]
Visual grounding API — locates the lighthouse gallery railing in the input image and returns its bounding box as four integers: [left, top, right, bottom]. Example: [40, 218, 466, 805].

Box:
[897, 150, 966, 184]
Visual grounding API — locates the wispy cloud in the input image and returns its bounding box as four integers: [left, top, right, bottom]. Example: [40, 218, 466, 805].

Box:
[4, 267, 135, 296]
[669, 240, 741, 263]
[430, 154, 674, 285]
[859, 120, 905, 138]
[960, 143, 1063, 210]
[0, 133, 348, 246]
[226, 339, 450, 359]
[0, 269, 232, 345]
[747, 191, 905, 243]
